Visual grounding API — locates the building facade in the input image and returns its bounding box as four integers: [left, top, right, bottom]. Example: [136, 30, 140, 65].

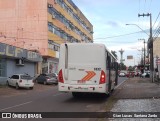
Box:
[153, 37, 160, 58]
[153, 37, 160, 69]
[0, 43, 42, 85]
[0, 0, 93, 74]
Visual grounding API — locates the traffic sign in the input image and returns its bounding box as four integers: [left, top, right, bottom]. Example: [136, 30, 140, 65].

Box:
[156, 59, 160, 65]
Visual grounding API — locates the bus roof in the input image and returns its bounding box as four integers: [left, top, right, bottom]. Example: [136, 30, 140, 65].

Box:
[62, 43, 117, 61]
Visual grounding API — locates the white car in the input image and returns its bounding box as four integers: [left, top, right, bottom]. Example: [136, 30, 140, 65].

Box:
[119, 72, 126, 77]
[141, 72, 150, 78]
[7, 74, 34, 89]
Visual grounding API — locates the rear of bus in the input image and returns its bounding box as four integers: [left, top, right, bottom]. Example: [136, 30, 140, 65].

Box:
[58, 43, 108, 95]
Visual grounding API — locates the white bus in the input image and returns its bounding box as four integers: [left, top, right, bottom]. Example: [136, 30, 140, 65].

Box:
[58, 43, 118, 97]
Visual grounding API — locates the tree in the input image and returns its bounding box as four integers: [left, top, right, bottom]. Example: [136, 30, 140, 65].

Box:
[128, 66, 136, 71]
[111, 50, 117, 59]
[118, 63, 126, 70]
[128, 66, 133, 71]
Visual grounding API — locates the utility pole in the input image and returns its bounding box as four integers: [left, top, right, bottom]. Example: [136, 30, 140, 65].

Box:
[139, 39, 146, 70]
[138, 13, 153, 82]
[144, 40, 146, 69]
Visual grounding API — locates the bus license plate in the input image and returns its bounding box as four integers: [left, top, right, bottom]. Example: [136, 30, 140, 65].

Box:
[77, 80, 86, 83]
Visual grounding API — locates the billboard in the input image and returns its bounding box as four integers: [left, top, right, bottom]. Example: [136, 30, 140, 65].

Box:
[127, 55, 133, 60]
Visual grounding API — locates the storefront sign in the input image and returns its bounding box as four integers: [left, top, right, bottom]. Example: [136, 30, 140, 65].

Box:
[0, 43, 42, 62]
[0, 43, 26, 58]
[156, 58, 160, 65]
[27, 51, 42, 62]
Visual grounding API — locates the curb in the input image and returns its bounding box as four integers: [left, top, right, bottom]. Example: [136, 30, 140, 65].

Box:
[115, 78, 127, 89]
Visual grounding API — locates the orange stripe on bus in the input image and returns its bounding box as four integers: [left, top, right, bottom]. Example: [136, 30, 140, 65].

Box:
[81, 71, 96, 81]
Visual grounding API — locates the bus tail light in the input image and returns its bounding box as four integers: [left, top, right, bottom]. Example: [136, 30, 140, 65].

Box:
[99, 70, 106, 84]
[58, 69, 64, 83]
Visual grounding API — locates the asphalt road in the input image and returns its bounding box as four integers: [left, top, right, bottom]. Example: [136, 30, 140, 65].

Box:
[117, 77, 127, 86]
[0, 77, 127, 121]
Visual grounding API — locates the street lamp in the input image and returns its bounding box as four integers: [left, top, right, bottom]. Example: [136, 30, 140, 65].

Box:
[126, 24, 149, 36]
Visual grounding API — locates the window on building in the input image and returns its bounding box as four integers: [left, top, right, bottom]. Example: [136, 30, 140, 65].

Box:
[54, 28, 60, 37]
[54, 45, 59, 51]
[48, 22, 53, 32]
[48, 40, 60, 52]
[48, 7, 52, 14]
[55, 0, 92, 34]
[48, 3, 92, 40]
[62, 33, 67, 40]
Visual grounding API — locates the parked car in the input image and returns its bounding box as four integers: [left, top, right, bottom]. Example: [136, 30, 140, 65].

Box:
[119, 72, 126, 77]
[135, 71, 141, 77]
[6, 74, 34, 89]
[141, 72, 150, 78]
[126, 72, 135, 78]
[35, 73, 58, 85]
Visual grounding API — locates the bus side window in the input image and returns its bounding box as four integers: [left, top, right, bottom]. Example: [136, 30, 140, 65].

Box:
[115, 62, 118, 70]
[111, 62, 113, 70]
[106, 58, 108, 69]
[107, 56, 111, 69]
[112, 60, 115, 70]
[111, 58, 113, 69]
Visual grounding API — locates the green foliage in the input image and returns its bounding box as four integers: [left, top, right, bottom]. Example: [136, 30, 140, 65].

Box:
[111, 50, 117, 59]
[118, 63, 126, 70]
[128, 66, 135, 71]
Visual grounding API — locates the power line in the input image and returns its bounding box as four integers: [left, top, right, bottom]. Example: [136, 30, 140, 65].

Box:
[153, 23, 160, 36]
[94, 31, 146, 40]
[152, 12, 160, 29]
[94, 41, 136, 44]
[152, 11, 160, 39]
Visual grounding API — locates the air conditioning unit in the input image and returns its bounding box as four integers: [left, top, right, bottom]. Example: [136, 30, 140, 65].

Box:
[48, 4, 53, 8]
[16, 59, 24, 66]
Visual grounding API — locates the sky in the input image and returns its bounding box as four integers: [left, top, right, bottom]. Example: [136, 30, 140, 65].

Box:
[72, 0, 160, 67]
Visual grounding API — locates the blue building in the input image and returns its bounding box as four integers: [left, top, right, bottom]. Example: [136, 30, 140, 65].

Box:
[0, 43, 42, 85]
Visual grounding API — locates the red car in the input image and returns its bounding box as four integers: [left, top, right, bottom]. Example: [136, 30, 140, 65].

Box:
[126, 72, 135, 78]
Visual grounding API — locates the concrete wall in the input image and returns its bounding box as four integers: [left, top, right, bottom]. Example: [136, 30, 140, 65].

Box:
[0, 0, 48, 56]
[0, 59, 35, 85]
[6, 59, 35, 77]
[153, 38, 160, 58]
[0, 77, 7, 85]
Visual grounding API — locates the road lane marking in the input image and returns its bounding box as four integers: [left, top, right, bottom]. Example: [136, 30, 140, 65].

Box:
[0, 101, 32, 111]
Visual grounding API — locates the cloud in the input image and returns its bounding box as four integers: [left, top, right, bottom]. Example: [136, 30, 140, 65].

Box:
[108, 41, 144, 51]
[107, 42, 144, 66]
[106, 21, 119, 28]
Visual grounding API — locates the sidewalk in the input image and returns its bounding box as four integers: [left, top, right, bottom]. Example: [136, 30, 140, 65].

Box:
[104, 77, 160, 121]
[113, 77, 160, 99]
